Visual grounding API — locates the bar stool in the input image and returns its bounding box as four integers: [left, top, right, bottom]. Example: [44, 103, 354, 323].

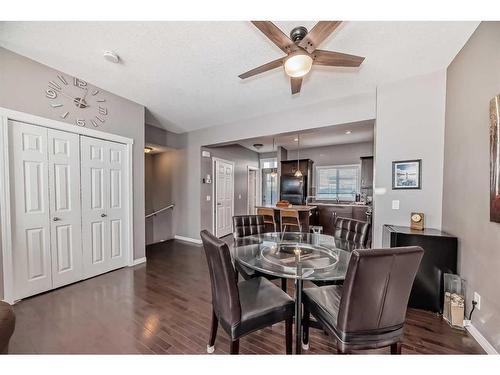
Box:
[280, 209, 302, 232]
[257, 207, 277, 232]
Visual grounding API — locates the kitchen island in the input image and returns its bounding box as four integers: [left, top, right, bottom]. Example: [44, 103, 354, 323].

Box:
[255, 205, 317, 233]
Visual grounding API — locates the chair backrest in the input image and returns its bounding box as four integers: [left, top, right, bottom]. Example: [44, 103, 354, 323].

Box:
[280, 209, 300, 226]
[333, 217, 371, 247]
[200, 230, 241, 327]
[337, 246, 423, 334]
[232, 215, 265, 239]
[256, 208, 276, 225]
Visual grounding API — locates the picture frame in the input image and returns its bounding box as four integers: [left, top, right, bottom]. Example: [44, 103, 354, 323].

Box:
[490, 94, 500, 223]
[392, 159, 422, 190]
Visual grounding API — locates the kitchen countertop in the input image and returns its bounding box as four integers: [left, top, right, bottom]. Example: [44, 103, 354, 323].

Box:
[255, 205, 317, 211]
[309, 202, 371, 207]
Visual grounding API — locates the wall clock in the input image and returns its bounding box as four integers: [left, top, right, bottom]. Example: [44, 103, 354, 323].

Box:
[45, 74, 108, 127]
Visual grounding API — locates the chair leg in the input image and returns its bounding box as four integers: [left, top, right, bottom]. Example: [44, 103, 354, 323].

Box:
[391, 342, 402, 354]
[207, 309, 218, 353]
[281, 278, 287, 293]
[285, 317, 293, 354]
[337, 342, 350, 354]
[230, 339, 240, 354]
[302, 306, 310, 350]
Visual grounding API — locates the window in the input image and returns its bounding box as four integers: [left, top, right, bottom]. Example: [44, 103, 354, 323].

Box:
[260, 158, 277, 169]
[315, 165, 360, 201]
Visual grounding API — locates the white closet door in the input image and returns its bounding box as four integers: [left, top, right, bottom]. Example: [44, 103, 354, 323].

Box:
[47, 129, 83, 288]
[80, 136, 128, 278]
[9, 121, 52, 299]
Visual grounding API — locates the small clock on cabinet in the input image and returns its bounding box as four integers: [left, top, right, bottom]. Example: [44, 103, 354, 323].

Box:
[410, 212, 425, 231]
[45, 74, 109, 127]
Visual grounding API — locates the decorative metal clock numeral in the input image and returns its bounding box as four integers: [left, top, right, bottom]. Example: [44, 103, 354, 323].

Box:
[45, 74, 109, 127]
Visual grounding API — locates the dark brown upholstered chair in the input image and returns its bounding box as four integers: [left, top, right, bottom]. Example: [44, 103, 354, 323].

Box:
[302, 246, 424, 354]
[0, 301, 15, 354]
[233, 215, 287, 292]
[333, 216, 371, 248]
[201, 230, 294, 354]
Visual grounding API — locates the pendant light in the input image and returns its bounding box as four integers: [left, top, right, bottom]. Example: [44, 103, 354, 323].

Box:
[270, 137, 278, 178]
[294, 133, 303, 178]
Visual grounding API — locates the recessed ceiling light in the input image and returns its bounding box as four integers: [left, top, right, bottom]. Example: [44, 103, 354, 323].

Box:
[253, 143, 264, 150]
[345, 130, 352, 135]
[294, 138, 299, 142]
[103, 51, 120, 63]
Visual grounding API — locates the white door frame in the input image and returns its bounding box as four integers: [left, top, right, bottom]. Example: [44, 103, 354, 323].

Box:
[247, 166, 261, 214]
[211, 157, 235, 237]
[0, 107, 135, 304]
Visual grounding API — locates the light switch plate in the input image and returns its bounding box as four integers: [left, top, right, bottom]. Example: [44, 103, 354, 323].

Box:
[392, 200, 400, 210]
[206, 195, 211, 201]
[474, 292, 481, 311]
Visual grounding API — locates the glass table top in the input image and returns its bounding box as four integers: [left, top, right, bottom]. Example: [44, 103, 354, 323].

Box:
[232, 232, 363, 281]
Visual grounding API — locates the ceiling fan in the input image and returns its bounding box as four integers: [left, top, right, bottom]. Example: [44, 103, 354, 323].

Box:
[239, 21, 365, 95]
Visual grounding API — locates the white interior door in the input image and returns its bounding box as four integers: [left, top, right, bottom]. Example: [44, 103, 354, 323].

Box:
[47, 128, 83, 288]
[215, 159, 234, 237]
[248, 168, 257, 215]
[9, 121, 52, 299]
[80, 136, 128, 278]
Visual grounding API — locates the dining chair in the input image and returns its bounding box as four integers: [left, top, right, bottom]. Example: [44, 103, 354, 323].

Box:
[302, 246, 424, 354]
[333, 216, 371, 248]
[0, 301, 15, 354]
[256, 207, 277, 232]
[280, 209, 302, 232]
[232, 215, 288, 292]
[200, 230, 294, 354]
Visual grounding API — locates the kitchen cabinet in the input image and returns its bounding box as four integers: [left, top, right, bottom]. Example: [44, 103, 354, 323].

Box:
[360, 156, 373, 189]
[313, 204, 370, 235]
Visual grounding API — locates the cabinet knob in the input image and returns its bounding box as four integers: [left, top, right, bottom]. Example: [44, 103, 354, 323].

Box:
[53, 217, 61, 221]
[101, 213, 107, 217]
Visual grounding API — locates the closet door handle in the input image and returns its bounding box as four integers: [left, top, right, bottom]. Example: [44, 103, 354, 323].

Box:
[101, 213, 107, 218]
[53, 217, 61, 221]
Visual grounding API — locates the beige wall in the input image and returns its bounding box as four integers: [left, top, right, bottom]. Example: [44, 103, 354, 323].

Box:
[442, 21, 500, 352]
[0, 48, 146, 298]
[373, 70, 447, 246]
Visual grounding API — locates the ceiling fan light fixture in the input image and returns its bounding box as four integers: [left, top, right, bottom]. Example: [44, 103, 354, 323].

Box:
[284, 53, 313, 78]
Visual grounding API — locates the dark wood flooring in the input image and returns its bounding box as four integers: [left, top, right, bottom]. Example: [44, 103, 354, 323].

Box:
[9, 239, 484, 354]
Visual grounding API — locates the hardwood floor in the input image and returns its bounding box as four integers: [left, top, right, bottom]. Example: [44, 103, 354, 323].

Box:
[9, 239, 484, 354]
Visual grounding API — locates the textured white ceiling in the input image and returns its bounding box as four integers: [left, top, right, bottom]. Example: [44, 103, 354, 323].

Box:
[236, 119, 374, 153]
[0, 21, 478, 133]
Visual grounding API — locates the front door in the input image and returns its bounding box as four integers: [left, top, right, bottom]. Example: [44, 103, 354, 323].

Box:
[214, 159, 234, 237]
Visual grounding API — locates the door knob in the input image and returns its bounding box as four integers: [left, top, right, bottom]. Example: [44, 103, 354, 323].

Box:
[101, 213, 107, 217]
[53, 217, 61, 221]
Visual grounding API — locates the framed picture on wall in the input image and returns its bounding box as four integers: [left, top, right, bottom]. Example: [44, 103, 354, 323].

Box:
[392, 159, 422, 190]
[490, 94, 500, 223]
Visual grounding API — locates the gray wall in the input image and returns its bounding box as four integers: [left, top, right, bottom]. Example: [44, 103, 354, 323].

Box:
[144, 151, 179, 244]
[373, 70, 447, 246]
[200, 145, 260, 233]
[286, 141, 373, 166]
[0, 48, 145, 298]
[144, 124, 186, 244]
[442, 22, 500, 352]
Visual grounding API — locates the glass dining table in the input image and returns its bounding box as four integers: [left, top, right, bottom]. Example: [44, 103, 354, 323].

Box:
[232, 232, 363, 354]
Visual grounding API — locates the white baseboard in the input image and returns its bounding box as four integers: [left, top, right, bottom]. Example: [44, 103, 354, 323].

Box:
[466, 324, 499, 354]
[174, 235, 202, 245]
[131, 257, 147, 266]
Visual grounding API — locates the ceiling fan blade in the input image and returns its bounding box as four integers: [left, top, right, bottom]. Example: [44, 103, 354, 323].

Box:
[312, 49, 365, 67]
[238, 57, 284, 79]
[298, 21, 342, 53]
[291, 77, 302, 95]
[251, 21, 297, 54]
